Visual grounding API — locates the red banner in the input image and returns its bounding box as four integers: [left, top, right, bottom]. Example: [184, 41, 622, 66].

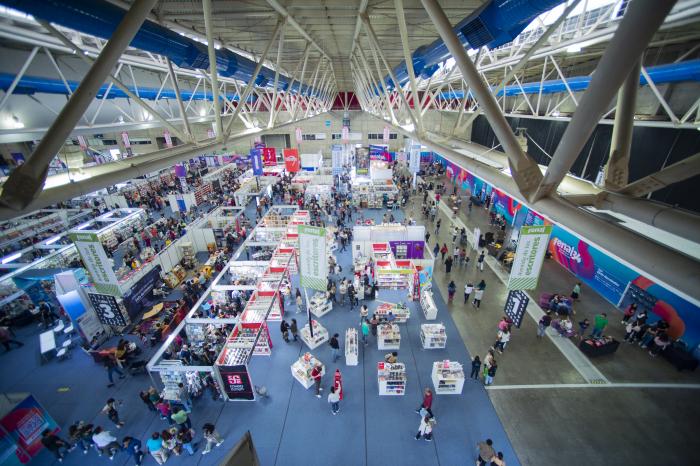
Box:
[283, 148, 300, 172]
[262, 147, 277, 166]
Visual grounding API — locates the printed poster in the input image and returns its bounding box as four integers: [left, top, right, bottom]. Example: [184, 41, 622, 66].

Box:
[298, 225, 327, 291]
[69, 232, 121, 296]
[508, 225, 552, 290]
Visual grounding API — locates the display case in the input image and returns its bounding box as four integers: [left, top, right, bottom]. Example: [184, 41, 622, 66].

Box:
[159, 360, 186, 401]
[420, 323, 447, 349]
[180, 242, 196, 268]
[420, 290, 438, 320]
[309, 292, 333, 318]
[377, 323, 401, 350]
[375, 302, 411, 323]
[291, 353, 325, 389]
[300, 320, 329, 349]
[345, 328, 358, 366]
[431, 360, 465, 394]
[377, 362, 406, 396]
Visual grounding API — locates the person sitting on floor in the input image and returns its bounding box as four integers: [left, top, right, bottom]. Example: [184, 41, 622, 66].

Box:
[384, 351, 398, 364]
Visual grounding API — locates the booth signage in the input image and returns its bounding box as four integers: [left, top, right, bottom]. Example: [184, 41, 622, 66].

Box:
[262, 147, 277, 166]
[298, 225, 327, 291]
[295, 127, 303, 143]
[504, 290, 529, 328]
[218, 365, 254, 400]
[88, 293, 128, 327]
[207, 128, 215, 139]
[283, 148, 300, 172]
[164, 130, 173, 148]
[122, 265, 162, 320]
[250, 149, 263, 176]
[70, 232, 121, 296]
[507, 225, 552, 290]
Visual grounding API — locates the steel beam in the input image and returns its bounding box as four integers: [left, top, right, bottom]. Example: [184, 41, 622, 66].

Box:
[203, 0, 223, 140]
[166, 57, 194, 141]
[0, 0, 158, 211]
[604, 59, 641, 191]
[618, 152, 700, 198]
[0, 46, 39, 113]
[420, 0, 543, 201]
[532, 0, 677, 202]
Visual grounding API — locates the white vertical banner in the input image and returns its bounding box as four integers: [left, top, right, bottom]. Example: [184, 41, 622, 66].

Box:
[298, 225, 328, 291]
[69, 232, 121, 296]
[207, 128, 215, 139]
[341, 126, 349, 143]
[473, 227, 481, 248]
[507, 225, 553, 290]
[383, 126, 390, 143]
[121, 131, 131, 148]
[164, 130, 173, 148]
[409, 143, 421, 173]
[295, 127, 303, 143]
[77, 135, 88, 151]
[331, 144, 343, 176]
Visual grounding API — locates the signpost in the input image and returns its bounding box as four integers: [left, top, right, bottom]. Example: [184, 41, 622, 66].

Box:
[70, 232, 121, 296]
[298, 225, 327, 338]
[217, 365, 255, 400]
[507, 225, 553, 290]
[504, 290, 529, 328]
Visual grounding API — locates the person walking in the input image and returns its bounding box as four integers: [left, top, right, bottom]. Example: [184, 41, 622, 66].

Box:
[104, 354, 125, 388]
[415, 387, 434, 418]
[146, 432, 168, 465]
[122, 436, 144, 466]
[447, 280, 456, 302]
[477, 279, 487, 291]
[445, 256, 453, 273]
[537, 314, 552, 338]
[0, 325, 23, 351]
[433, 242, 439, 258]
[177, 426, 196, 455]
[485, 361, 498, 385]
[439, 243, 448, 261]
[280, 320, 290, 343]
[477, 251, 485, 271]
[329, 333, 340, 363]
[361, 319, 369, 346]
[295, 288, 303, 313]
[290, 319, 299, 341]
[414, 415, 434, 441]
[171, 408, 192, 430]
[360, 304, 369, 323]
[494, 329, 510, 354]
[473, 288, 485, 309]
[435, 218, 442, 235]
[571, 282, 581, 301]
[101, 398, 125, 428]
[369, 314, 379, 337]
[92, 427, 120, 459]
[339, 280, 347, 305]
[177, 382, 192, 413]
[591, 313, 608, 338]
[470, 356, 481, 380]
[139, 390, 157, 412]
[41, 428, 74, 462]
[483, 349, 495, 379]
[311, 364, 324, 398]
[328, 386, 341, 415]
[476, 439, 496, 466]
[621, 303, 638, 324]
[464, 282, 474, 304]
[201, 423, 224, 455]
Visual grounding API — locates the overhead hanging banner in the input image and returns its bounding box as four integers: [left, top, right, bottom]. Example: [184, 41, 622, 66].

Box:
[383, 126, 390, 143]
[341, 126, 349, 143]
[120, 131, 131, 148]
[409, 143, 421, 173]
[77, 135, 88, 151]
[331, 145, 343, 176]
[283, 148, 300, 172]
[218, 365, 255, 401]
[88, 293, 128, 327]
[507, 225, 552, 290]
[250, 148, 263, 176]
[70, 232, 121, 296]
[504, 290, 529, 328]
[298, 225, 327, 291]
[295, 127, 303, 144]
[164, 130, 173, 148]
[262, 147, 277, 166]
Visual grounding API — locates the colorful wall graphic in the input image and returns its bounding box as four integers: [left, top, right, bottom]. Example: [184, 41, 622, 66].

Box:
[432, 152, 700, 348]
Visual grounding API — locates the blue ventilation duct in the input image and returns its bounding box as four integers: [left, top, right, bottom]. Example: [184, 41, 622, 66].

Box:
[385, 0, 565, 89]
[0, 0, 309, 94]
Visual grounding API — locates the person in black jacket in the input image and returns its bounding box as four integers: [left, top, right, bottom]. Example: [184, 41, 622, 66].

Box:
[41, 429, 74, 461]
[329, 333, 340, 362]
[280, 320, 290, 342]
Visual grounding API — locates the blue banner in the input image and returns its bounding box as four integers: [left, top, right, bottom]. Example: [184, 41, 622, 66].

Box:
[251, 148, 263, 176]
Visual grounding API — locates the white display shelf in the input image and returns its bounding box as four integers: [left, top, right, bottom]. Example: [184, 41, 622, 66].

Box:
[421, 290, 438, 320]
[300, 320, 329, 349]
[309, 292, 333, 318]
[377, 323, 401, 350]
[291, 353, 325, 389]
[345, 328, 358, 366]
[431, 360, 465, 395]
[420, 323, 447, 349]
[375, 303, 411, 323]
[378, 362, 406, 396]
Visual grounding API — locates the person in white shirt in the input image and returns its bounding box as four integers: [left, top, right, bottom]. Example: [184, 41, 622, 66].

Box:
[473, 289, 485, 308]
[494, 329, 511, 354]
[92, 427, 120, 459]
[327, 386, 340, 415]
[464, 283, 474, 304]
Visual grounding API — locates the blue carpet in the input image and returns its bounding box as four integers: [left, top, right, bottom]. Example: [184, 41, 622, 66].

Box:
[2, 202, 518, 466]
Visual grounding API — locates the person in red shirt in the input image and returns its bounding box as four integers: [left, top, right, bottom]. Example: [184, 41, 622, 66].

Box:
[415, 387, 434, 418]
[311, 364, 323, 398]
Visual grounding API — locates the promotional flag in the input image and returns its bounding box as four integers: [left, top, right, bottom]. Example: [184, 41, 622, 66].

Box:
[298, 225, 327, 291]
[70, 232, 121, 296]
[507, 225, 553, 290]
[262, 147, 277, 166]
[77, 135, 88, 150]
[295, 127, 303, 143]
[164, 130, 173, 148]
[283, 148, 300, 172]
[121, 131, 130, 148]
[383, 126, 390, 142]
[251, 148, 263, 176]
[341, 126, 349, 143]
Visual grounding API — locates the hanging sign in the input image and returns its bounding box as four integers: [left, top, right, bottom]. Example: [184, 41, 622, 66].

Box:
[88, 293, 128, 327]
[341, 126, 349, 143]
[383, 126, 390, 143]
[331, 145, 343, 176]
[409, 144, 421, 173]
[507, 225, 553, 290]
[164, 130, 173, 148]
[504, 290, 529, 328]
[262, 147, 277, 166]
[473, 227, 481, 248]
[77, 135, 88, 151]
[295, 127, 303, 143]
[121, 131, 131, 148]
[250, 149, 263, 176]
[207, 128, 215, 139]
[70, 232, 121, 296]
[298, 225, 327, 291]
[283, 148, 300, 172]
[218, 365, 255, 400]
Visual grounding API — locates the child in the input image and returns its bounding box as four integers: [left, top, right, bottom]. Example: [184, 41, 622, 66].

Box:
[485, 362, 498, 386]
[470, 356, 481, 380]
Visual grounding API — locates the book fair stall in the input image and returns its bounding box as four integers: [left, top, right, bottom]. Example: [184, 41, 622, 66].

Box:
[378, 362, 407, 396]
[420, 323, 447, 349]
[291, 352, 325, 389]
[431, 360, 465, 395]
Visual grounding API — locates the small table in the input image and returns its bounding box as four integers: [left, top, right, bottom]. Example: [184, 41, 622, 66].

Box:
[39, 331, 56, 362]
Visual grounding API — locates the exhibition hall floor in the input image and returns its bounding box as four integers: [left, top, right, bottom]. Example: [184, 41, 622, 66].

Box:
[1, 204, 519, 466]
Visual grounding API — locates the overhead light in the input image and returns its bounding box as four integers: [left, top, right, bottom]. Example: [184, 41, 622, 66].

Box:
[566, 44, 582, 54]
[199, 108, 207, 117]
[401, 122, 415, 132]
[45, 235, 62, 245]
[2, 252, 22, 264]
[4, 115, 24, 129]
[552, 110, 561, 117]
[75, 221, 92, 230]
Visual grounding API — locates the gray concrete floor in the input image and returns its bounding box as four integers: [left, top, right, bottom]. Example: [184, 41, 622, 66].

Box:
[404, 180, 700, 465]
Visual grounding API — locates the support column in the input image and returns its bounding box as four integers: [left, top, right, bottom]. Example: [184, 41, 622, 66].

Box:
[203, 0, 223, 141]
[0, 0, 158, 210]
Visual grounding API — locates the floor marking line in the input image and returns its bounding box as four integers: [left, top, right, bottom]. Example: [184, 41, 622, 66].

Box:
[485, 382, 700, 390]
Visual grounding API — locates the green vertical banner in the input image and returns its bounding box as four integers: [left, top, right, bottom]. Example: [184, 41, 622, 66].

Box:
[507, 225, 552, 291]
[70, 232, 122, 296]
[298, 225, 328, 291]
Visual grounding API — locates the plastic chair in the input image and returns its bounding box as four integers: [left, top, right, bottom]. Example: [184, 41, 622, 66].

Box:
[53, 321, 65, 334]
[63, 324, 75, 336]
[62, 338, 72, 349]
[57, 348, 70, 360]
